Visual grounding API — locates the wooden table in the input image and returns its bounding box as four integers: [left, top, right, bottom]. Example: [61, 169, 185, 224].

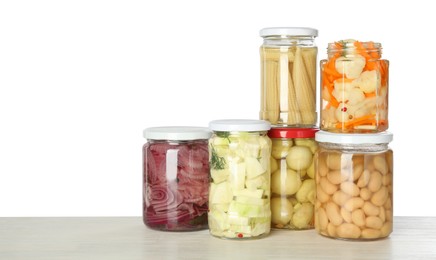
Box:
[0, 217, 435, 259]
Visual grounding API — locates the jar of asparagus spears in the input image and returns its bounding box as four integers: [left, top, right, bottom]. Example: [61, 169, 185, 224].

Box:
[260, 27, 318, 127]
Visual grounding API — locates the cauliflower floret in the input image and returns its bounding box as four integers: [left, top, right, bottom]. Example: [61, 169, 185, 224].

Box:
[335, 54, 366, 79]
[322, 106, 337, 124]
[332, 88, 349, 102]
[321, 86, 331, 101]
[332, 84, 365, 105]
[333, 79, 354, 91]
[335, 103, 353, 123]
[347, 88, 365, 105]
[354, 107, 369, 118]
[353, 70, 379, 93]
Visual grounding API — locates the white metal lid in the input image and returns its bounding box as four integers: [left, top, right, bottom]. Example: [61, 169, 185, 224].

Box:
[143, 126, 212, 140]
[315, 131, 393, 144]
[260, 27, 318, 37]
[209, 119, 271, 132]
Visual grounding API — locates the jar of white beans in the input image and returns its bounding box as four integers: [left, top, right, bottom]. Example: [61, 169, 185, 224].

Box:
[314, 131, 393, 240]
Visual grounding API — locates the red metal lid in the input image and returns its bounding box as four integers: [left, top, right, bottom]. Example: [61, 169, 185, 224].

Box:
[268, 127, 319, 139]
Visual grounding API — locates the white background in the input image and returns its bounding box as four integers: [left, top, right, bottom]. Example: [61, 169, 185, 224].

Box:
[0, 0, 434, 216]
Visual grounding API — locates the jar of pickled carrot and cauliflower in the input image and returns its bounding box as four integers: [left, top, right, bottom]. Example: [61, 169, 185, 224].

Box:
[320, 40, 389, 133]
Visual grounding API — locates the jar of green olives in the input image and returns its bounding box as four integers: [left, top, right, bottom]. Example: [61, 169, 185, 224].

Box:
[268, 127, 318, 229]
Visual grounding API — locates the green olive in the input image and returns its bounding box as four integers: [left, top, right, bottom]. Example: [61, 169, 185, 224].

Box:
[286, 146, 313, 171]
[271, 197, 293, 225]
[271, 169, 302, 196]
[271, 139, 293, 159]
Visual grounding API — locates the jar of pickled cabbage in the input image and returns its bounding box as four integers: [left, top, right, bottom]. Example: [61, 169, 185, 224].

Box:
[320, 39, 389, 133]
[208, 119, 272, 239]
[260, 27, 318, 127]
[314, 131, 393, 240]
[142, 126, 211, 231]
[268, 127, 318, 230]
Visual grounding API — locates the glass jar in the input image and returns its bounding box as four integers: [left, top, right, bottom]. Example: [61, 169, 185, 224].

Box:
[260, 27, 318, 127]
[268, 127, 318, 230]
[314, 131, 393, 240]
[320, 40, 389, 133]
[208, 119, 272, 239]
[142, 126, 211, 231]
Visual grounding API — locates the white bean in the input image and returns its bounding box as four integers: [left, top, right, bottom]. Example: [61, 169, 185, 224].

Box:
[327, 170, 348, 185]
[327, 223, 337, 237]
[379, 206, 386, 222]
[318, 154, 329, 177]
[326, 153, 343, 170]
[361, 228, 382, 239]
[344, 197, 364, 211]
[326, 202, 343, 226]
[340, 207, 352, 223]
[366, 216, 383, 229]
[363, 201, 380, 216]
[317, 185, 330, 203]
[336, 223, 361, 239]
[340, 182, 360, 197]
[357, 169, 371, 188]
[360, 188, 372, 201]
[320, 177, 338, 195]
[350, 163, 364, 182]
[373, 156, 388, 175]
[332, 190, 351, 206]
[371, 187, 388, 206]
[380, 222, 393, 237]
[368, 171, 382, 192]
[317, 207, 328, 231]
[351, 209, 366, 227]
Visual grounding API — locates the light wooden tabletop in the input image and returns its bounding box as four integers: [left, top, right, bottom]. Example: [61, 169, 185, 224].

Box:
[0, 217, 435, 259]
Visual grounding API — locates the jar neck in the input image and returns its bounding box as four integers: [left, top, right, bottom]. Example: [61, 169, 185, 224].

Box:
[319, 142, 389, 153]
[262, 35, 316, 47]
[327, 40, 382, 59]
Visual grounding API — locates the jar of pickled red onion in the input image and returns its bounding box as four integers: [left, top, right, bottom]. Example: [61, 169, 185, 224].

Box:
[142, 126, 211, 231]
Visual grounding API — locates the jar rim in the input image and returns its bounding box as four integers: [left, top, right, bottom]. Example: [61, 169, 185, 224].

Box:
[327, 40, 382, 52]
[260, 27, 318, 38]
[143, 126, 211, 140]
[315, 130, 393, 144]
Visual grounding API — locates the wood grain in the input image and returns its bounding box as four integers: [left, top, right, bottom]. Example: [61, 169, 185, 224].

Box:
[0, 217, 435, 259]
